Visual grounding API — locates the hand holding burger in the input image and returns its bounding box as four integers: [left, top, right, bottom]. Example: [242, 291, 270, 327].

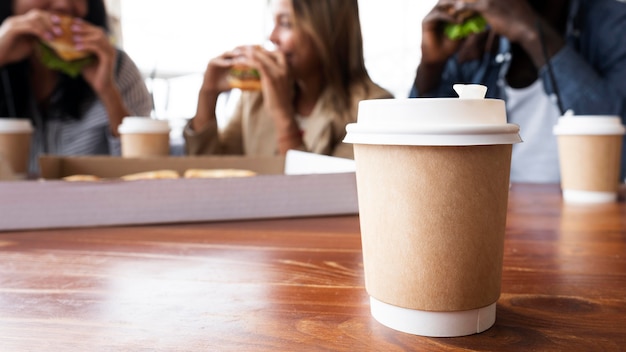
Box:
[444, 13, 487, 40]
[226, 46, 263, 91]
[443, 1, 487, 40]
[38, 14, 94, 77]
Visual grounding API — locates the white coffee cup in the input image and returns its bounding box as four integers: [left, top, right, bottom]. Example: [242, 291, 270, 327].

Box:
[118, 117, 171, 158]
[0, 118, 34, 177]
[343, 84, 521, 337]
[553, 115, 625, 203]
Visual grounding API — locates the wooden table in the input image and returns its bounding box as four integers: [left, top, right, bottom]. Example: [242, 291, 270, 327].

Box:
[1, 184, 625, 351]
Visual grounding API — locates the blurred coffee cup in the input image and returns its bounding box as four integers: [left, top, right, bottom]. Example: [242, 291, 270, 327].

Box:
[343, 84, 521, 337]
[553, 115, 625, 203]
[118, 117, 170, 158]
[0, 118, 33, 177]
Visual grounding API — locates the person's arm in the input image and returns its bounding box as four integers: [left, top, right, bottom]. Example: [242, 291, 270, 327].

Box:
[103, 50, 152, 155]
[248, 47, 301, 155]
[546, 46, 626, 117]
[185, 48, 247, 155]
[540, 4, 626, 121]
[411, 1, 465, 97]
[191, 84, 220, 133]
[183, 87, 222, 155]
[113, 51, 152, 117]
[183, 114, 220, 156]
[0, 10, 61, 67]
[478, 0, 626, 119]
[184, 91, 246, 156]
[73, 19, 135, 137]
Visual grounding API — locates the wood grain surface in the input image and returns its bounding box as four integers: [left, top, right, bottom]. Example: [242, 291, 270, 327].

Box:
[0, 184, 625, 351]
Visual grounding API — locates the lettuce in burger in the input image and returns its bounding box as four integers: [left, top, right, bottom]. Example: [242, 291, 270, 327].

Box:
[227, 64, 261, 91]
[444, 15, 488, 40]
[38, 14, 94, 78]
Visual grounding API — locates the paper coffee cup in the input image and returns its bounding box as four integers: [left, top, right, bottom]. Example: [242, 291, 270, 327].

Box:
[0, 118, 33, 177]
[118, 117, 171, 158]
[344, 85, 521, 337]
[553, 116, 625, 203]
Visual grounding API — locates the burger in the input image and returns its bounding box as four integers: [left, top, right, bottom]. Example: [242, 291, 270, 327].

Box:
[38, 14, 94, 78]
[444, 10, 487, 40]
[227, 64, 261, 91]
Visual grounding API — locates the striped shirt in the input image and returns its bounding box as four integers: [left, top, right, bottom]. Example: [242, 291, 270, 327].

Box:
[28, 50, 152, 174]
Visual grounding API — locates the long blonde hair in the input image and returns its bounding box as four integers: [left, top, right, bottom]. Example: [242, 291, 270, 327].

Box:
[291, 0, 371, 112]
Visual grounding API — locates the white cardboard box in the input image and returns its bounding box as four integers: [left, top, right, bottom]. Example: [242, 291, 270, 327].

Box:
[0, 151, 357, 231]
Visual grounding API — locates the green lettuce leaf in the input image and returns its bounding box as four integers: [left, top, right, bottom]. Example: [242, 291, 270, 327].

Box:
[229, 67, 261, 80]
[38, 42, 94, 78]
[444, 15, 488, 40]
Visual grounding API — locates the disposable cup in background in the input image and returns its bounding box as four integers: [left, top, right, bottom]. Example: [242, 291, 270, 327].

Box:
[343, 84, 521, 337]
[0, 118, 33, 177]
[118, 117, 171, 157]
[553, 116, 625, 203]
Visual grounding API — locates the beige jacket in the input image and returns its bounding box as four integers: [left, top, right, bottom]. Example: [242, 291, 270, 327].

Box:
[184, 79, 392, 159]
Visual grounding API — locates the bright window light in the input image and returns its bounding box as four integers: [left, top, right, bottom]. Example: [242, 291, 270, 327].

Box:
[112, 0, 436, 130]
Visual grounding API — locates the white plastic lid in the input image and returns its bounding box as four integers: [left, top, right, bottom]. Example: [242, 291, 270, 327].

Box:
[344, 84, 521, 146]
[370, 297, 496, 337]
[553, 115, 626, 136]
[118, 117, 170, 134]
[0, 118, 34, 133]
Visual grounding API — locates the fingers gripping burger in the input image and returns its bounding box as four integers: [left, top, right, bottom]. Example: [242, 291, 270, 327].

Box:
[38, 14, 94, 78]
[444, 7, 487, 40]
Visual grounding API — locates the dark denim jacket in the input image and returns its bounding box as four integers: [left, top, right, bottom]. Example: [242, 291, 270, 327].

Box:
[410, 0, 626, 178]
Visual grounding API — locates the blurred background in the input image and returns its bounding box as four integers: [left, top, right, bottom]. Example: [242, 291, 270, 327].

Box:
[104, 0, 437, 146]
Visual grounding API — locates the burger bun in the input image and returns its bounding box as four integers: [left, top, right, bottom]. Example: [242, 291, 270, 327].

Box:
[42, 14, 91, 61]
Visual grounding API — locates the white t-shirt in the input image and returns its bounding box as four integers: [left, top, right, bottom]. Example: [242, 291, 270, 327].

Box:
[506, 79, 561, 183]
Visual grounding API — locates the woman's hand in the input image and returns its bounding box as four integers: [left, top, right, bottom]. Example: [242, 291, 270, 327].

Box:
[71, 19, 118, 96]
[192, 47, 245, 132]
[248, 46, 301, 153]
[200, 47, 244, 95]
[248, 47, 293, 122]
[414, 0, 471, 96]
[71, 19, 131, 135]
[0, 9, 61, 66]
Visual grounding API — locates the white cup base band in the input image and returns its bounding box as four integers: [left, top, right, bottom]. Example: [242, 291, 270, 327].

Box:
[370, 297, 496, 337]
[562, 190, 618, 203]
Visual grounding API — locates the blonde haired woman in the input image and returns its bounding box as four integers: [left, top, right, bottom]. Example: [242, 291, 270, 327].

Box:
[185, 0, 392, 158]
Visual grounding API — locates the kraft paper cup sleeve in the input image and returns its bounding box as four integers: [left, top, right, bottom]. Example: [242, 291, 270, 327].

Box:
[557, 134, 622, 203]
[353, 143, 509, 337]
[0, 118, 33, 176]
[553, 115, 625, 203]
[344, 86, 516, 337]
[119, 117, 171, 157]
[355, 144, 510, 304]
